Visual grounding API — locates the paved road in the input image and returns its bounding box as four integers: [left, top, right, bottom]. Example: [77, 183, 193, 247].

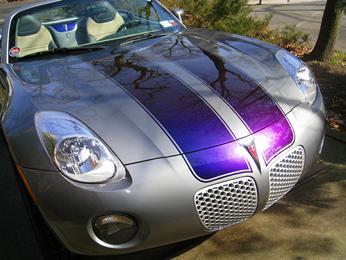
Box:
[252, 1, 346, 52]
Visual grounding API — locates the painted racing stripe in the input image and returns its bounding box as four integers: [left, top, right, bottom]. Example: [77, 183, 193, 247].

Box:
[92, 59, 251, 181]
[159, 62, 252, 139]
[177, 55, 294, 164]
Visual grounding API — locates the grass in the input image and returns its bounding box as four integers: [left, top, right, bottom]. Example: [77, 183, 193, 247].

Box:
[331, 51, 346, 66]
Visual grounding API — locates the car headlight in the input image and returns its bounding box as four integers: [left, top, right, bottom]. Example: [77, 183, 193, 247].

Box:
[35, 111, 126, 184]
[276, 49, 318, 105]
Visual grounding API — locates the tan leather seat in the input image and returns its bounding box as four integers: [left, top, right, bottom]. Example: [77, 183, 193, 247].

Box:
[86, 1, 124, 42]
[16, 15, 56, 57]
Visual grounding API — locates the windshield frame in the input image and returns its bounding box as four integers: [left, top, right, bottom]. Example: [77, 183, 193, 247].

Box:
[1, 0, 185, 64]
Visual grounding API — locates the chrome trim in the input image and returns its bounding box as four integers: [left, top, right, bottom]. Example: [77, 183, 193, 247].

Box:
[194, 177, 258, 231]
[264, 146, 305, 210]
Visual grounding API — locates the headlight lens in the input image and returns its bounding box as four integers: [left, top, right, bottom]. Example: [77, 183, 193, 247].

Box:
[276, 50, 318, 104]
[35, 111, 126, 183]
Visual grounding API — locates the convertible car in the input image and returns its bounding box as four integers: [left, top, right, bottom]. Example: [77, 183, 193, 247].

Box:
[0, 0, 325, 256]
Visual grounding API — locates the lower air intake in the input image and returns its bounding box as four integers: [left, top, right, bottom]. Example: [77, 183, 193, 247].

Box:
[194, 177, 258, 232]
[265, 146, 305, 210]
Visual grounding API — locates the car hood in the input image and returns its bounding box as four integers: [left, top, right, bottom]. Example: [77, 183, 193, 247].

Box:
[5, 28, 300, 171]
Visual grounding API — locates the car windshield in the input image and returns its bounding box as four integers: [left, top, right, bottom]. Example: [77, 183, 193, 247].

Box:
[8, 0, 183, 60]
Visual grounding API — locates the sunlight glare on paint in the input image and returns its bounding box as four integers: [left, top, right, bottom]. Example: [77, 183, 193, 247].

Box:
[256, 134, 271, 151]
[234, 145, 247, 157]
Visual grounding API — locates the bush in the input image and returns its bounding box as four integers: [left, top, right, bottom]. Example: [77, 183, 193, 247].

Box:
[161, 0, 310, 51]
[277, 25, 309, 46]
[162, 0, 271, 38]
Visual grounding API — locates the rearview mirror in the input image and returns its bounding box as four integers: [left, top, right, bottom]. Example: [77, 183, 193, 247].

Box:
[171, 8, 184, 23]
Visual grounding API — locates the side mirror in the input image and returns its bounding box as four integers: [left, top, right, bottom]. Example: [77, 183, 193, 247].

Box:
[171, 8, 184, 23]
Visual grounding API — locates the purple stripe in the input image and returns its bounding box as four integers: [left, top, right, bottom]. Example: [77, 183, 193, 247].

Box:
[187, 143, 249, 180]
[255, 117, 294, 163]
[177, 56, 294, 164]
[92, 59, 250, 180]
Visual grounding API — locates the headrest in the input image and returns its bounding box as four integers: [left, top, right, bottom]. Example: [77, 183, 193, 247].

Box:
[17, 15, 42, 37]
[87, 1, 116, 23]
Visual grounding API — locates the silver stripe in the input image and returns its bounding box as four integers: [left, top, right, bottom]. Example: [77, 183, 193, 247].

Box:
[160, 62, 252, 140]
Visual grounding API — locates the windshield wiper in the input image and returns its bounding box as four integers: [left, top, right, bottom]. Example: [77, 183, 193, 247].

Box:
[15, 46, 106, 61]
[119, 31, 172, 46]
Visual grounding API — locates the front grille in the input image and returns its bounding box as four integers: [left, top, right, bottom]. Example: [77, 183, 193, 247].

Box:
[265, 146, 305, 210]
[194, 177, 258, 231]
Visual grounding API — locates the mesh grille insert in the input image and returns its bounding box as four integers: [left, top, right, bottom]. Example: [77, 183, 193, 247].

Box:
[265, 146, 305, 210]
[194, 177, 258, 231]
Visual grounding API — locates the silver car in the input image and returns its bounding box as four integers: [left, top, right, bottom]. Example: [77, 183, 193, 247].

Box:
[0, 0, 325, 256]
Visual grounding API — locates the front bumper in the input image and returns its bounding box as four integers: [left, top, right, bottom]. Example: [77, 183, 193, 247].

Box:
[22, 97, 325, 255]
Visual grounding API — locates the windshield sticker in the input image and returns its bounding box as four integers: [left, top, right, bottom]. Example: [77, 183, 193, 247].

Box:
[9, 47, 21, 57]
[169, 20, 177, 26]
[160, 20, 173, 28]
